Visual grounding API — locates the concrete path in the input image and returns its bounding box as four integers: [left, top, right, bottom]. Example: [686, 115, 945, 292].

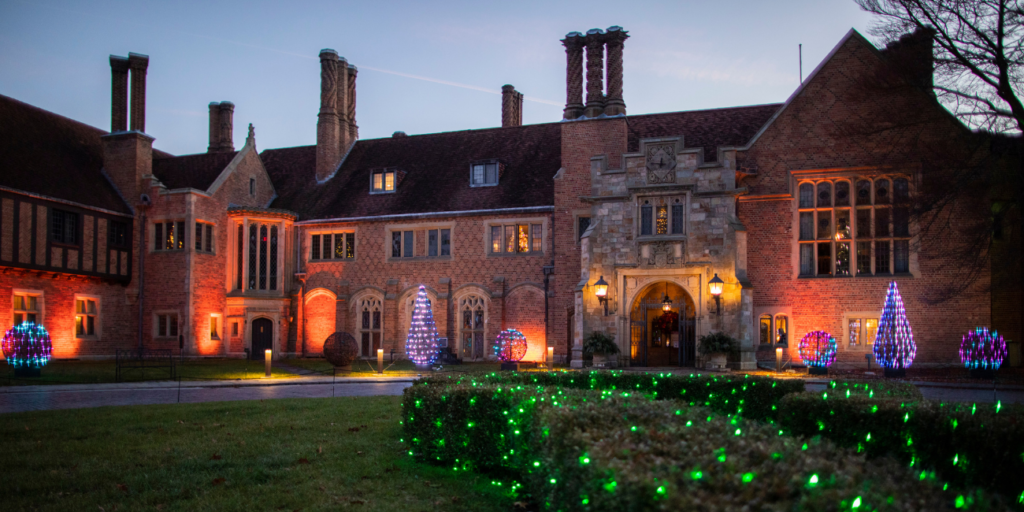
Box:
[0, 377, 415, 415]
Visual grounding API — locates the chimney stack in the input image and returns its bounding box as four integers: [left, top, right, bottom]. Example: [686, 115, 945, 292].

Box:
[501, 85, 523, 128]
[347, 64, 358, 142]
[127, 53, 149, 132]
[208, 101, 235, 152]
[336, 56, 350, 154]
[562, 27, 628, 120]
[110, 56, 129, 132]
[316, 49, 341, 182]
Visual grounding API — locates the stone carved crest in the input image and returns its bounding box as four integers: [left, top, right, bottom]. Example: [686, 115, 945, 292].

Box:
[639, 241, 681, 267]
[645, 144, 676, 184]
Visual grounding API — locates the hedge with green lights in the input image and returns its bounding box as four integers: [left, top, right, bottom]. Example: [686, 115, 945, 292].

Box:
[778, 391, 1024, 502]
[420, 371, 805, 421]
[402, 382, 1008, 511]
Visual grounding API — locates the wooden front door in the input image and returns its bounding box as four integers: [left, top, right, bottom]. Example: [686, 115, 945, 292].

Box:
[251, 318, 273, 359]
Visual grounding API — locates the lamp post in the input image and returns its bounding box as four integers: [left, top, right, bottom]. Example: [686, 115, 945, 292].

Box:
[594, 276, 609, 316]
[264, 349, 272, 377]
[377, 348, 384, 374]
[708, 274, 724, 315]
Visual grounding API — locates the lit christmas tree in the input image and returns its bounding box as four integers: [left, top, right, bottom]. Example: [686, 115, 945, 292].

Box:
[872, 281, 916, 376]
[406, 285, 439, 367]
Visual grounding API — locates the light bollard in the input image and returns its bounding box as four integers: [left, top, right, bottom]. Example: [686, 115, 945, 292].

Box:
[547, 347, 554, 367]
[265, 349, 272, 377]
[775, 347, 783, 373]
[377, 348, 384, 374]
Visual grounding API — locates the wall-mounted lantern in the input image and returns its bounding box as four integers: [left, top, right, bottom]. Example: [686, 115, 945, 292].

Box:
[661, 282, 672, 312]
[594, 276, 609, 316]
[708, 273, 724, 315]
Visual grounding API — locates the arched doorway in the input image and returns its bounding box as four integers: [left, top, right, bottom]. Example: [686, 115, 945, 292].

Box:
[251, 318, 274, 359]
[629, 281, 696, 367]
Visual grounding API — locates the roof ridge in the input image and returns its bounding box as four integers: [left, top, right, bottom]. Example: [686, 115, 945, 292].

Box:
[625, 103, 784, 119]
[0, 93, 109, 137]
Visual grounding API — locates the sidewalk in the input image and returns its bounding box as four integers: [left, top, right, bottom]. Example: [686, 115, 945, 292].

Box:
[0, 373, 419, 395]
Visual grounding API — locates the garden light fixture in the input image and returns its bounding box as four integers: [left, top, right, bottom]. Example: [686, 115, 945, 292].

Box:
[264, 348, 272, 377]
[709, 273, 724, 315]
[594, 276, 609, 316]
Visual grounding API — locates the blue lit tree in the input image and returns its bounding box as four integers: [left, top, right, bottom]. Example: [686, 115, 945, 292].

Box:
[406, 285, 439, 367]
[873, 281, 916, 374]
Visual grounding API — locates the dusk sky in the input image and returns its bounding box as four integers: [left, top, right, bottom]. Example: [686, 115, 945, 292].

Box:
[1, 0, 875, 155]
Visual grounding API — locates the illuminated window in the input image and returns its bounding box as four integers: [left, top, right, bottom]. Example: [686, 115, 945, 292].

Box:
[847, 316, 879, 348]
[371, 169, 397, 193]
[639, 196, 685, 237]
[154, 221, 185, 251]
[75, 296, 99, 338]
[311, 232, 356, 260]
[758, 314, 788, 346]
[470, 161, 499, 186]
[490, 223, 542, 255]
[13, 292, 41, 326]
[759, 315, 771, 344]
[798, 177, 911, 277]
[210, 315, 221, 340]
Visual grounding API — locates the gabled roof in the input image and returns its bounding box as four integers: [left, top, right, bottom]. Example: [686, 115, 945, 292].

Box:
[0, 94, 136, 214]
[263, 122, 562, 221]
[152, 151, 239, 191]
[626, 104, 782, 161]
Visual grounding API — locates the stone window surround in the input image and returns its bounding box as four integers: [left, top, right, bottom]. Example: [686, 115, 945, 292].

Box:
[307, 228, 357, 262]
[469, 159, 501, 188]
[73, 293, 101, 340]
[369, 168, 397, 194]
[12, 288, 44, 328]
[194, 220, 216, 255]
[483, 217, 547, 257]
[150, 218, 186, 253]
[572, 209, 591, 246]
[230, 216, 289, 295]
[753, 306, 792, 347]
[152, 309, 180, 339]
[790, 168, 919, 280]
[452, 286, 490, 360]
[635, 192, 689, 240]
[209, 312, 223, 342]
[350, 290, 385, 358]
[385, 221, 455, 262]
[841, 310, 882, 352]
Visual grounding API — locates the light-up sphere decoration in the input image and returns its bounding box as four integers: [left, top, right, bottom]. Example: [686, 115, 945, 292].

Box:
[2, 322, 53, 371]
[873, 281, 916, 371]
[960, 327, 1007, 371]
[494, 329, 528, 363]
[798, 330, 837, 368]
[405, 285, 440, 366]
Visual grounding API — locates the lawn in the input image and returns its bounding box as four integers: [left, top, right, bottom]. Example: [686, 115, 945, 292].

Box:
[283, 357, 506, 377]
[1, 358, 304, 386]
[0, 395, 512, 511]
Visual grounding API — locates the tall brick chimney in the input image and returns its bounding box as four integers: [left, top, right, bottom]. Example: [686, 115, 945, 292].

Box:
[110, 56, 129, 132]
[562, 32, 585, 120]
[501, 85, 523, 128]
[208, 101, 234, 153]
[127, 53, 149, 132]
[583, 28, 606, 119]
[208, 102, 221, 152]
[347, 64, 358, 142]
[336, 56, 350, 155]
[316, 49, 341, 182]
[603, 26, 628, 116]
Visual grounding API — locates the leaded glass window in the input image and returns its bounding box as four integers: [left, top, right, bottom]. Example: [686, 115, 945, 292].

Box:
[258, 225, 267, 290]
[270, 226, 278, 291]
[248, 224, 257, 289]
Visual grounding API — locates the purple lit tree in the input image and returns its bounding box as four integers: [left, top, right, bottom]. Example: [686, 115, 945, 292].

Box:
[873, 281, 916, 376]
[405, 285, 439, 367]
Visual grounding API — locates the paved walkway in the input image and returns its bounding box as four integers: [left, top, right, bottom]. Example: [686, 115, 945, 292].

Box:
[0, 377, 415, 415]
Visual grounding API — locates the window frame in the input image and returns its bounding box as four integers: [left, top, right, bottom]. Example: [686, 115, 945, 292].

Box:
[50, 208, 80, 246]
[488, 221, 544, 256]
[12, 290, 44, 327]
[842, 311, 881, 351]
[456, 294, 488, 360]
[469, 160, 500, 187]
[637, 195, 686, 239]
[152, 220, 186, 252]
[108, 220, 129, 249]
[73, 294, 101, 340]
[797, 176, 912, 278]
[195, 221, 216, 254]
[308, 231, 357, 262]
[387, 223, 455, 261]
[370, 169, 397, 194]
[153, 311, 180, 339]
[757, 313, 789, 347]
[209, 313, 223, 341]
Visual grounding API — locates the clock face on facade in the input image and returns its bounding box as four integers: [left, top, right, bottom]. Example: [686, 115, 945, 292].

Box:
[646, 144, 676, 184]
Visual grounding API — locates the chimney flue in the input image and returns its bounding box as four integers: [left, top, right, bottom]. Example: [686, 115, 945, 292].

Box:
[218, 101, 234, 152]
[336, 56, 350, 153]
[110, 56, 129, 132]
[603, 26, 628, 116]
[127, 52, 149, 132]
[207, 102, 221, 152]
[501, 85, 523, 128]
[561, 32, 585, 120]
[347, 64, 358, 142]
[583, 29, 606, 118]
[316, 49, 341, 182]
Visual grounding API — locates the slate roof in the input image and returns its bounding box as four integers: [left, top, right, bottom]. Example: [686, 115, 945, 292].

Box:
[0, 94, 136, 214]
[263, 122, 563, 221]
[152, 151, 238, 190]
[626, 104, 782, 161]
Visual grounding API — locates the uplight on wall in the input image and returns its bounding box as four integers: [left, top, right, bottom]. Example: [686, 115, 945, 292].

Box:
[708, 274, 724, 315]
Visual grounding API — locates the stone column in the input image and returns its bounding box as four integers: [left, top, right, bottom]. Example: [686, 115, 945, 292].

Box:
[316, 49, 340, 182]
[561, 32, 585, 120]
[583, 29, 606, 119]
[127, 52, 149, 132]
[110, 56, 129, 132]
[603, 26, 628, 116]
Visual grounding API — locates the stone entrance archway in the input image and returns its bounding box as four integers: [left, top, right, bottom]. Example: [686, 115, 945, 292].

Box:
[629, 281, 696, 367]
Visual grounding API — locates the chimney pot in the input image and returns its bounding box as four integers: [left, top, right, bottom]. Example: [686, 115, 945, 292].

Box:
[218, 101, 235, 152]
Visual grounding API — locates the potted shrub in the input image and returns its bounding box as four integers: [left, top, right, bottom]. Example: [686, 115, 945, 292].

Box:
[583, 332, 620, 368]
[698, 331, 737, 370]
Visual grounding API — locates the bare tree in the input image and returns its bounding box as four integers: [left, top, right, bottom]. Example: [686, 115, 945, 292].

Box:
[857, 0, 1024, 134]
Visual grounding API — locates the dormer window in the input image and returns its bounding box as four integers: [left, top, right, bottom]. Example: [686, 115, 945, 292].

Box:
[470, 161, 499, 187]
[371, 169, 396, 193]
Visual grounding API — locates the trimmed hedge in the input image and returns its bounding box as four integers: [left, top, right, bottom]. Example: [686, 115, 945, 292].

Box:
[421, 370, 805, 421]
[821, 380, 924, 400]
[778, 391, 1024, 501]
[403, 382, 1009, 511]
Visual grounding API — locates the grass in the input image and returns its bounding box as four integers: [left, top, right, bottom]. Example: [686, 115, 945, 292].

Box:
[0, 396, 513, 511]
[283, 357, 506, 377]
[1, 358, 303, 386]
